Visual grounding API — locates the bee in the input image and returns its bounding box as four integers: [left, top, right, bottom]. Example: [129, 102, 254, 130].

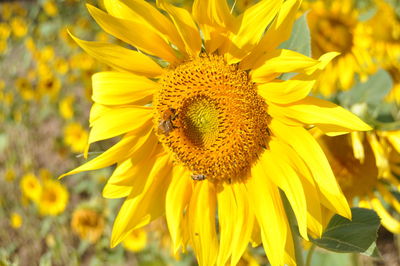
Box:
[191, 174, 206, 181]
[158, 108, 177, 136]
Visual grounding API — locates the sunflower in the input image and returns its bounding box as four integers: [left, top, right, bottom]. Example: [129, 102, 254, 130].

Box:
[122, 228, 148, 253]
[304, 0, 374, 96]
[315, 130, 400, 233]
[64, 122, 89, 153]
[71, 207, 105, 243]
[38, 179, 69, 216]
[20, 173, 42, 202]
[62, 1, 371, 265]
[360, 0, 400, 103]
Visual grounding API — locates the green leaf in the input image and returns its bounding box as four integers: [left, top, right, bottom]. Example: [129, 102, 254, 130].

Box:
[337, 69, 392, 108]
[311, 208, 380, 254]
[279, 12, 311, 57]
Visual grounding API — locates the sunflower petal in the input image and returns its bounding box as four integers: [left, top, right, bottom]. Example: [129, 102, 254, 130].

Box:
[69, 34, 163, 77]
[226, 0, 282, 63]
[251, 49, 320, 83]
[188, 181, 218, 266]
[271, 96, 372, 135]
[92, 72, 158, 105]
[270, 120, 351, 219]
[110, 153, 173, 247]
[257, 75, 316, 104]
[260, 138, 308, 240]
[241, 0, 301, 69]
[103, 0, 185, 52]
[157, 0, 201, 57]
[102, 183, 131, 199]
[87, 4, 178, 63]
[248, 161, 288, 266]
[88, 106, 153, 144]
[166, 165, 193, 254]
[59, 128, 152, 179]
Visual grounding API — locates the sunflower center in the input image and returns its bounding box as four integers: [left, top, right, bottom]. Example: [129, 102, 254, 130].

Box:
[153, 55, 271, 182]
[309, 12, 354, 57]
[318, 134, 378, 199]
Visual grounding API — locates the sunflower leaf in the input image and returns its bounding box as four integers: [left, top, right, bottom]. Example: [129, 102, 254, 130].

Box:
[310, 208, 380, 254]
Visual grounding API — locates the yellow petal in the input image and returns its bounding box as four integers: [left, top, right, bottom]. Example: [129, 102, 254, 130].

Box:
[166, 165, 192, 254]
[250, 49, 319, 83]
[257, 74, 316, 104]
[107, 133, 161, 186]
[260, 138, 308, 240]
[102, 183, 131, 199]
[59, 129, 150, 179]
[241, 0, 301, 69]
[187, 181, 218, 266]
[270, 119, 351, 219]
[248, 161, 288, 266]
[103, 0, 185, 53]
[229, 183, 254, 266]
[157, 0, 201, 58]
[367, 133, 389, 178]
[226, 0, 282, 63]
[192, 0, 234, 53]
[369, 196, 400, 233]
[87, 4, 178, 63]
[88, 106, 153, 144]
[271, 96, 372, 135]
[69, 34, 163, 77]
[92, 72, 158, 105]
[111, 153, 174, 247]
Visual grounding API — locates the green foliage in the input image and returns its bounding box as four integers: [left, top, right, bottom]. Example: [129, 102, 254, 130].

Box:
[311, 208, 380, 254]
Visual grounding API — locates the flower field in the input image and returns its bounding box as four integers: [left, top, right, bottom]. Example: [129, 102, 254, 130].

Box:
[0, 0, 400, 265]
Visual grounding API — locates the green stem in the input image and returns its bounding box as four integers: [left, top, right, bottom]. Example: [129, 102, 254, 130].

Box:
[305, 244, 316, 266]
[281, 191, 305, 266]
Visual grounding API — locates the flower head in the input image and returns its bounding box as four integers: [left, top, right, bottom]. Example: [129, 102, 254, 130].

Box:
[63, 1, 372, 265]
[20, 173, 42, 202]
[38, 179, 68, 216]
[71, 207, 105, 243]
[122, 229, 148, 253]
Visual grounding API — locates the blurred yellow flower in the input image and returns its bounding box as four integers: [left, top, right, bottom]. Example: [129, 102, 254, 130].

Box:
[39, 46, 55, 62]
[316, 130, 400, 233]
[59, 95, 75, 120]
[122, 229, 148, 253]
[54, 58, 69, 75]
[71, 207, 105, 243]
[38, 179, 68, 216]
[38, 75, 61, 98]
[16, 77, 34, 101]
[64, 122, 88, 153]
[305, 0, 374, 96]
[43, 0, 58, 17]
[10, 17, 28, 38]
[20, 173, 42, 202]
[0, 22, 11, 40]
[10, 212, 23, 229]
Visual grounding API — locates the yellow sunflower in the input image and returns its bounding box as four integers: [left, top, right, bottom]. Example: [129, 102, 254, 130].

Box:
[62, 1, 371, 265]
[359, 0, 400, 103]
[20, 173, 42, 202]
[304, 0, 374, 96]
[64, 122, 89, 153]
[122, 228, 148, 253]
[38, 179, 69, 216]
[71, 207, 105, 243]
[315, 129, 400, 233]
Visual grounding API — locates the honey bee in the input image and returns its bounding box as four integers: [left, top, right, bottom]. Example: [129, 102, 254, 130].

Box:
[191, 174, 206, 181]
[158, 108, 177, 136]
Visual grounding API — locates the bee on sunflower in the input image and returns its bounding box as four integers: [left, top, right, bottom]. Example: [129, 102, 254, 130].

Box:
[62, 0, 371, 265]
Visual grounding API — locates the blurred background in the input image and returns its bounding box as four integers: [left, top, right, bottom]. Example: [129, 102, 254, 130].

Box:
[0, 0, 400, 265]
